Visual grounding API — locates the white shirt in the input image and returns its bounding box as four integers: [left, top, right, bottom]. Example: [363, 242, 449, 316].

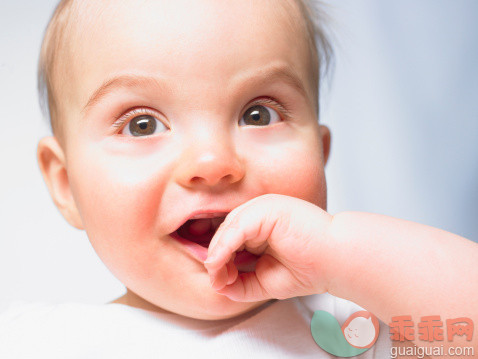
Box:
[0, 293, 392, 358]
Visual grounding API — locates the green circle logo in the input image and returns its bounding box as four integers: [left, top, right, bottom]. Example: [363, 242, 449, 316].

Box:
[311, 310, 380, 357]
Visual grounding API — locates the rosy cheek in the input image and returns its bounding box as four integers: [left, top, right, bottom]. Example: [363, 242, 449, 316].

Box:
[253, 141, 324, 206]
[69, 149, 169, 246]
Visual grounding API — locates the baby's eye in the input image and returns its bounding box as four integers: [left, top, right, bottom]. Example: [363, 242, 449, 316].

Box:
[121, 114, 166, 136]
[239, 105, 281, 126]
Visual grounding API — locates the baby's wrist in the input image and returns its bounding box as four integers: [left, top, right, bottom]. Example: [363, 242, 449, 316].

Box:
[321, 211, 362, 299]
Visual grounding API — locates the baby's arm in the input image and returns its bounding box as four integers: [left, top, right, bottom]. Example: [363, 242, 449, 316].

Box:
[205, 195, 477, 356]
[326, 211, 478, 355]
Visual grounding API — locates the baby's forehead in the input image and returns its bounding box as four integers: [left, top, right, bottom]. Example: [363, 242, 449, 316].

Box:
[53, 0, 317, 121]
[68, 0, 309, 56]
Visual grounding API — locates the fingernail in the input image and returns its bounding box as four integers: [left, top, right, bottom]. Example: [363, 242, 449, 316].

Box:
[204, 254, 216, 265]
[208, 240, 218, 258]
[213, 280, 223, 291]
[211, 276, 222, 291]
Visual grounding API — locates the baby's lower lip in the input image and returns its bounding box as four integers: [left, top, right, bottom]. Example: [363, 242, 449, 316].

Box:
[169, 231, 259, 272]
[170, 230, 209, 262]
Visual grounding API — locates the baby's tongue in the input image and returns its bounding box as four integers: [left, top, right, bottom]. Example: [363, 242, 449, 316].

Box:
[188, 218, 212, 236]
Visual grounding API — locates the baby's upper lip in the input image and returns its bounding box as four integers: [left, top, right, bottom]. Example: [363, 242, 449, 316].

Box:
[171, 209, 232, 233]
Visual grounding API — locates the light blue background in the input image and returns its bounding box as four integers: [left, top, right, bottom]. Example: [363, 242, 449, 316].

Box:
[0, 1, 476, 310]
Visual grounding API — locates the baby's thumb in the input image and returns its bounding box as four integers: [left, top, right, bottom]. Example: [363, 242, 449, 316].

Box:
[206, 195, 281, 265]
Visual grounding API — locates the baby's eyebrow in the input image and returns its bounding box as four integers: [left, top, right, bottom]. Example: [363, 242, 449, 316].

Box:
[81, 75, 167, 116]
[231, 63, 310, 102]
[81, 64, 309, 115]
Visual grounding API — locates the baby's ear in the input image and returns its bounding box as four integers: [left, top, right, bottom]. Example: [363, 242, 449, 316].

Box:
[319, 125, 331, 166]
[37, 137, 84, 230]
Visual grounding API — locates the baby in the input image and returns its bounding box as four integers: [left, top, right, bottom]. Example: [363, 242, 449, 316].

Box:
[1, 0, 476, 358]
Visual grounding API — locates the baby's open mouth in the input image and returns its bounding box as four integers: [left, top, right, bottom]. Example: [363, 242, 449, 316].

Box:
[171, 213, 260, 271]
[173, 216, 226, 248]
[168, 212, 230, 262]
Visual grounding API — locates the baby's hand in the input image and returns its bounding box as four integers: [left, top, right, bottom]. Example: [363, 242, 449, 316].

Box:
[204, 194, 334, 302]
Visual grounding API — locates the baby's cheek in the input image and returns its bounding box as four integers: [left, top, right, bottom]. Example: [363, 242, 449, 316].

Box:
[282, 152, 325, 205]
[69, 153, 168, 257]
[252, 135, 326, 208]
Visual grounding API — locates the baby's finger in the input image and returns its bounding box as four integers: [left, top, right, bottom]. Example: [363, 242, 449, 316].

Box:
[207, 195, 267, 260]
[207, 205, 245, 259]
[216, 271, 268, 302]
[206, 229, 241, 270]
[210, 253, 237, 290]
[206, 210, 273, 272]
[226, 256, 238, 285]
[206, 230, 241, 291]
[210, 259, 228, 291]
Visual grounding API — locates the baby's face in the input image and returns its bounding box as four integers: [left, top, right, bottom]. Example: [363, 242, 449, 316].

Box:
[52, 0, 330, 319]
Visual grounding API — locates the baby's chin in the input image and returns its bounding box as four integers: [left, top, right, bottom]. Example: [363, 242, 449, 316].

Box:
[184, 298, 272, 321]
[159, 291, 272, 321]
[119, 283, 272, 321]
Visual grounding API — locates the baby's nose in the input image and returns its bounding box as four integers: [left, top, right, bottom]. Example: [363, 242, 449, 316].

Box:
[173, 127, 245, 188]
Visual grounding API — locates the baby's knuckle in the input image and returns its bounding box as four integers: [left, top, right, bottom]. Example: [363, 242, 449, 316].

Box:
[225, 219, 242, 232]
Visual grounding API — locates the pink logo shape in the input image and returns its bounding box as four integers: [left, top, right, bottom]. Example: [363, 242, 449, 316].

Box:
[341, 311, 380, 349]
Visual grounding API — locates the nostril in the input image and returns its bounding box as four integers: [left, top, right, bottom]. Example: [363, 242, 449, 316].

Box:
[190, 176, 203, 184]
[190, 174, 236, 187]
